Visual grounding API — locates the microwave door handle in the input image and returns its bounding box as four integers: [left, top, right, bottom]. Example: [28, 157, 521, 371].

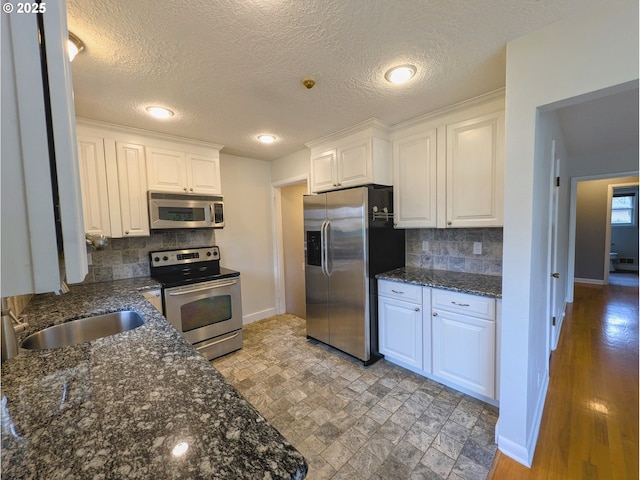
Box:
[168, 280, 238, 296]
[209, 203, 214, 225]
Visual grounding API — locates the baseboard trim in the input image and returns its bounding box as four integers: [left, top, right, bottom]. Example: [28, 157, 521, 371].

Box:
[574, 277, 604, 285]
[497, 371, 549, 468]
[243, 308, 277, 325]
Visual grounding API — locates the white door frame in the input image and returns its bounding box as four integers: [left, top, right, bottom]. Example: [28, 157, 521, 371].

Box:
[546, 141, 561, 353]
[567, 170, 638, 302]
[271, 175, 309, 314]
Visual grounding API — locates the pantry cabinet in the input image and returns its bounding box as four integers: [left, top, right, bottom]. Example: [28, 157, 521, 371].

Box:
[391, 95, 504, 228]
[146, 147, 221, 194]
[307, 119, 392, 193]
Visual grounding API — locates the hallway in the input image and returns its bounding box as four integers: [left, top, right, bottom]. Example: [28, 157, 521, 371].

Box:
[489, 282, 639, 479]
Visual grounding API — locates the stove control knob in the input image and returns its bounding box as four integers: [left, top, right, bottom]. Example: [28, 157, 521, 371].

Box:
[154, 257, 160, 262]
[163, 256, 168, 261]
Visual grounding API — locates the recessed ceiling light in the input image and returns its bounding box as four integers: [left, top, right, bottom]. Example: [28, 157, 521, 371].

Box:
[384, 64, 417, 85]
[257, 134, 276, 144]
[146, 106, 174, 119]
[68, 32, 84, 62]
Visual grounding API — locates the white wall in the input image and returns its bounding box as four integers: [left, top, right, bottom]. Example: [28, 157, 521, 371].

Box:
[216, 153, 277, 324]
[500, 0, 638, 466]
[271, 148, 310, 184]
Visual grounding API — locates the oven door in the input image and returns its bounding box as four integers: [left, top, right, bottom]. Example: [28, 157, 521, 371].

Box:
[163, 277, 242, 344]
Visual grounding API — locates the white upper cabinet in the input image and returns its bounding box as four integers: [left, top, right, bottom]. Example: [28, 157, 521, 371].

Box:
[392, 128, 438, 228]
[146, 147, 221, 194]
[445, 110, 504, 227]
[78, 136, 111, 237]
[307, 119, 392, 193]
[187, 154, 221, 194]
[391, 94, 505, 228]
[76, 120, 224, 239]
[146, 147, 187, 193]
[116, 142, 149, 237]
[2, 2, 88, 295]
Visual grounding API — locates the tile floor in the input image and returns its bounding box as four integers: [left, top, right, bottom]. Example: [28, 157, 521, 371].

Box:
[212, 314, 498, 480]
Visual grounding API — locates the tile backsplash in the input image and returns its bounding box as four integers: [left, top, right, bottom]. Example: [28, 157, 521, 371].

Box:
[82, 229, 216, 284]
[406, 228, 503, 276]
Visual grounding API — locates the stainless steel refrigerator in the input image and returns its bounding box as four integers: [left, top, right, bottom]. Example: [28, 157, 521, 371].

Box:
[304, 185, 405, 364]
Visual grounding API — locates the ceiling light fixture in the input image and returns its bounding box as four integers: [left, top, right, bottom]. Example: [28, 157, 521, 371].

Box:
[384, 64, 417, 85]
[257, 134, 276, 144]
[67, 32, 84, 62]
[146, 106, 175, 119]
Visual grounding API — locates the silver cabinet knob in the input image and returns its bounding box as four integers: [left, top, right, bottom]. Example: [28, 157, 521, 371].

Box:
[432, 312, 438, 317]
[415, 307, 420, 312]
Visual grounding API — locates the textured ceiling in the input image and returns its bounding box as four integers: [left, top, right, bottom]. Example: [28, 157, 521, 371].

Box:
[67, 0, 606, 161]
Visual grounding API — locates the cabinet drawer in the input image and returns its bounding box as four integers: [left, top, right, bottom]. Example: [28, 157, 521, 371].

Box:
[378, 280, 422, 303]
[432, 289, 495, 320]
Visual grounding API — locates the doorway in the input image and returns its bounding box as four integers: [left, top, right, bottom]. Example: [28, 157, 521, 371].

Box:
[273, 177, 308, 318]
[570, 175, 639, 292]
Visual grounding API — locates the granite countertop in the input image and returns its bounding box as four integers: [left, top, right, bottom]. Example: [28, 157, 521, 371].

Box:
[1, 277, 307, 479]
[377, 267, 502, 298]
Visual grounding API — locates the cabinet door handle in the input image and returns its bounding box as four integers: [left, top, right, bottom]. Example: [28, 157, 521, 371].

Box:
[189, 188, 194, 192]
[447, 221, 452, 225]
[391, 290, 404, 294]
[415, 307, 420, 312]
[432, 312, 438, 317]
[125, 230, 129, 235]
[451, 301, 470, 307]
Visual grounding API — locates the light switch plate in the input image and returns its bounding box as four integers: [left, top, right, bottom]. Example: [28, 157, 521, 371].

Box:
[422, 241, 429, 252]
[473, 242, 482, 255]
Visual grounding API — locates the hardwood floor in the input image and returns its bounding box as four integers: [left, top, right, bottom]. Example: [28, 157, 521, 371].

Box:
[489, 282, 639, 479]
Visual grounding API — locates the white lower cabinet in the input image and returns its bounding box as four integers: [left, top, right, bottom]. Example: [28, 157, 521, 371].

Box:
[379, 296, 423, 369]
[378, 279, 498, 403]
[378, 280, 424, 370]
[431, 309, 495, 398]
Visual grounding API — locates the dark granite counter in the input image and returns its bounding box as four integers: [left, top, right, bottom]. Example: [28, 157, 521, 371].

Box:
[1, 277, 307, 479]
[377, 267, 502, 298]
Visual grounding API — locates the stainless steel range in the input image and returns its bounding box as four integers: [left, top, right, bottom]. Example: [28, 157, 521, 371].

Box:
[149, 246, 242, 360]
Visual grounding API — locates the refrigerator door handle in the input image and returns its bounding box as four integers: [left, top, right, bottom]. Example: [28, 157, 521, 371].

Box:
[321, 220, 332, 277]
[324, 220, 332, 277]
[320, 220, 327, 277]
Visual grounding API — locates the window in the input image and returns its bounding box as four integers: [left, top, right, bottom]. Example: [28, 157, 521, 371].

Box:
[611, 193, 637, 226]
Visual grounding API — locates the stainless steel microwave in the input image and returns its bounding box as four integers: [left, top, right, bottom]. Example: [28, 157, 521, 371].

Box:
[148, 191, 224, 229]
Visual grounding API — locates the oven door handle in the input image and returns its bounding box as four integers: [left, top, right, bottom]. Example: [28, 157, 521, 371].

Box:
[167, 279, 238, 296]
[196, 331, 241, 351]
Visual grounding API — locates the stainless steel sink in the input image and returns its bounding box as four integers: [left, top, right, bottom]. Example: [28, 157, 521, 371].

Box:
[21, 310, 145, 350]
